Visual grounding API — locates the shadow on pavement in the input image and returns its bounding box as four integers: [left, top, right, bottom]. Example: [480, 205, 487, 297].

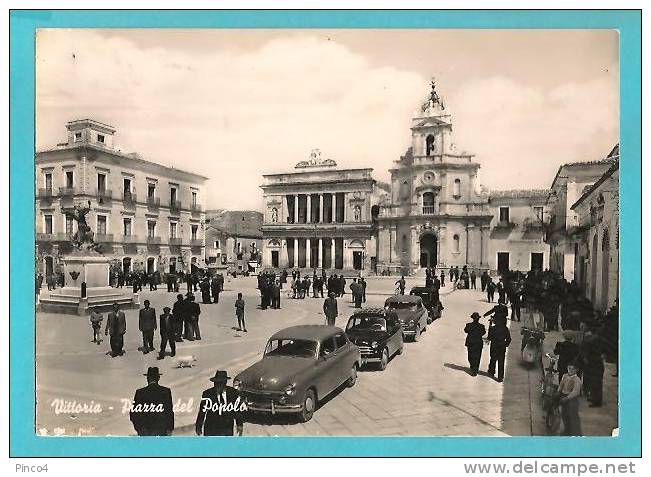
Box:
[443, 362, 473, 376]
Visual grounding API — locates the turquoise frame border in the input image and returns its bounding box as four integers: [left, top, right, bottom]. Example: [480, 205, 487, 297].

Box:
[10, 10, 641, 457]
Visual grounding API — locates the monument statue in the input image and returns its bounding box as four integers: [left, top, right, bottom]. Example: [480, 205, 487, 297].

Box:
[63, 200, 101, 252]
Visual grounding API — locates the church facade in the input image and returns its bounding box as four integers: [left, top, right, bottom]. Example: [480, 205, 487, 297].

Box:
[376, 83, 494, 274]
[261, 82, 553, 275]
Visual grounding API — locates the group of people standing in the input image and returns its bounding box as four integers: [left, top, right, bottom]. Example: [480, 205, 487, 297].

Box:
[463, 306, 512, 382]
[89, 292, 204, 360]
[130, 367, 245, 436]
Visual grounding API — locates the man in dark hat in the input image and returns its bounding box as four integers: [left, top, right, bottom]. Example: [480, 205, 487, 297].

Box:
[188, 294, 202, 340]
[138, 300, 157, 354]
[486, 315, 512, 382]
[195, 370, 244, 436]
[130, 367, 174, 436]
[183, 293, 195, 340]
[158, 306, 176, 360]
[323, 292, 338, 326]
[464, 312, 486, 376]
[105, 302, 126, 357]
[172, 293, 185, 342]
[483, 298, 509, 324]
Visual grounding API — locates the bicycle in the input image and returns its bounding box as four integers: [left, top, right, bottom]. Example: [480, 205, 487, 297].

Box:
[541, 352, 561, 433]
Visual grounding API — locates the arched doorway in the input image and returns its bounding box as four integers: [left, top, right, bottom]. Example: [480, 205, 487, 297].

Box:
[419, 233, 437, 268]
[601, 229, 610, 311]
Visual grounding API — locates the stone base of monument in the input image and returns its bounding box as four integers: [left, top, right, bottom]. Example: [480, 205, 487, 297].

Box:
[38, 252, 138, 315]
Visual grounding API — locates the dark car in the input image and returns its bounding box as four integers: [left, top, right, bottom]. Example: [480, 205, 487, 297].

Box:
[384, 295, 428, 341]
[345, 308, 404, 370]
[234, 325, 361, 422]
[409, 287, 443, 323]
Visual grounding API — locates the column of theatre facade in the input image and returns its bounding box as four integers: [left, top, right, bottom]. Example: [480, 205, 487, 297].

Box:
[261, 154, 375, 272]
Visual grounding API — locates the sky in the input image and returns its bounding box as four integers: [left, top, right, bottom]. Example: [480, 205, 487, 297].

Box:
[35, 29, 619, 210]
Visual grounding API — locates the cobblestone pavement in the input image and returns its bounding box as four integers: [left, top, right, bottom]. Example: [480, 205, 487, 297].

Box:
[35, 277, 617, 437]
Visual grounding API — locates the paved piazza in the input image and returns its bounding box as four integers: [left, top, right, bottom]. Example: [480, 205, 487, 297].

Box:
[36, 276, 616, 437]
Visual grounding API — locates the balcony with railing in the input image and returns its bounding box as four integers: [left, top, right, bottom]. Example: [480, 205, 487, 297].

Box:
[169, 200, 182, 214]
[59, 187, 77, 197]
[123, 234, 139, 243]
[96, 189, 113, 203]
[146, 236, 162, 245]
[147, 196, 160, 210]
[522, 217, 547, 230]
[37, 188, 55, 199]
[36, 233, 68, 242]
[169, 237, 183, 246]
[190, 238, 203, 247]
[191, 203, 203, 216]
[95, 233, 114, 243]
[422, 205, 436, 215]
[122, 192, 137, 208]
[495, 220, 517, 229]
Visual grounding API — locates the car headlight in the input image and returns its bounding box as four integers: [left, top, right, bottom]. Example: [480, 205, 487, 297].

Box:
[233, 378, 241, 390]
[284, 384, 296, 396]
[371, 341, 378, 349]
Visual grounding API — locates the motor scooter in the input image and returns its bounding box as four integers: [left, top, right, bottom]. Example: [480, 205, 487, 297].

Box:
[520, 327, 545, 364]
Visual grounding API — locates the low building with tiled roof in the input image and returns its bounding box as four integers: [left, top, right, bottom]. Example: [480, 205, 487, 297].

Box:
[545, 144, 619, 281]
[204, 210, 263, 272]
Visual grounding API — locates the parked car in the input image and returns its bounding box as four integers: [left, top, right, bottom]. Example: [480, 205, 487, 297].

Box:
[409, 287, 443, 323]
[233, 325, 361, 422]
[384, 295, 428, 341]
[345, 308, 404, 370]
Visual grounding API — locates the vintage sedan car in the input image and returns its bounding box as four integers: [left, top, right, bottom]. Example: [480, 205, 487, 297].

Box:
[345, 308, 404, 370]
[384, 295, 429, 341]
[409, 287, 444, 323]
[233, 325, 361, 422]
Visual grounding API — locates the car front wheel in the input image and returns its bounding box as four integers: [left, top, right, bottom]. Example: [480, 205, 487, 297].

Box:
[300, 389, 316, 422]
[413, 326, 421, 342]
[347, 364, 358, 387]
[378, 348, 389, 370]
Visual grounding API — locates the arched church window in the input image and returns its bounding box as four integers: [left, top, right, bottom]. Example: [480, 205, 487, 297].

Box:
[353, 205, 361, 222]
[271, 207, 278, 223]
[425, 134, 436, 156]
[453, 179, 461, 198]
[400, 181, 410, 201]
[453, 234, 460, 253]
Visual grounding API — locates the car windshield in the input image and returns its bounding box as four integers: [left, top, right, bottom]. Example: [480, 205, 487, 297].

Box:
[346, 316, 387, 332]
[264, 339, 318, 359]
[387, 301, 417, 311]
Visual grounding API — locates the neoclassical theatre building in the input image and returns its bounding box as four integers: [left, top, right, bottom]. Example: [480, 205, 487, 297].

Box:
[260, 150, 376, 272]
[261, 83, 552, 275]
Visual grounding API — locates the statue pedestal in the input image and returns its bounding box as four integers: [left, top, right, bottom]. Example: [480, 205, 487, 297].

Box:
[39, 252, 137, 315]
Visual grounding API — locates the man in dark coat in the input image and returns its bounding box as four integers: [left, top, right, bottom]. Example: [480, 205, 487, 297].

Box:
[172, 293, 185, 342]
[105, 302, 126, 357]
[323, 293, 338, 326]
[350, 279, 362, 308]
[188, 294, 201, 340]
[200, 277, 211, 304]
[582, 328, 605, 407]
[554, 332, 581, 382]
[440, 269, 445, 287]
[210, 275, 221, 304]
[138, 300, 157, 354]
[395, 276, 406, 295]
[272, 280, 281, 309]
[464, 312, 486, 376]
[470, 269, 477, 289]
[480, 271, 489, 292]
[195, 370, 244, 436]
[360, 277, 367, 303]
[486, 318, 512, 382]
[183, 293, 195, 341]
[486, 279, 496, 303]
[483, 299, 509, 324]
[158, 306, 176, 360]
[130, 367, 174, 436]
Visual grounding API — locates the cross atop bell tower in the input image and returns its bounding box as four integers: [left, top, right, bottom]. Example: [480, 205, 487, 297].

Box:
[421, 78, 445, 113]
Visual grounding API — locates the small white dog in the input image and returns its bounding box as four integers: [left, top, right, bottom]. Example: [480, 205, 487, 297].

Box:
[175, 355, 197, 368]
